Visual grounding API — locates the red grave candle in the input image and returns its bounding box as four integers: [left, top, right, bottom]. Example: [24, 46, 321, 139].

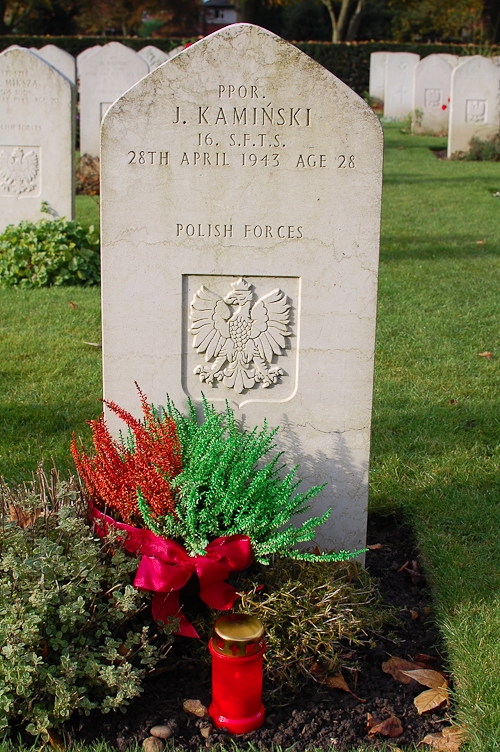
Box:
[208, 613, 266, 734]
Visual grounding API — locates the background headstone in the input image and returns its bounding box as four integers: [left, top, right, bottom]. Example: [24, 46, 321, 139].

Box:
[33, 44, 76, 85]
[412, 54, 453, 135]
[101, 24, 383, 553]
[166, 45, 185, 60]
[138, 45, 171, 71]
[369, 51, 387, 104]
[384, 52, 419, 120]
[438, 53, 459, 67]
[79, 42, 148, 157]
[448, 55, 500, 156]
[0, 48, 74, 230]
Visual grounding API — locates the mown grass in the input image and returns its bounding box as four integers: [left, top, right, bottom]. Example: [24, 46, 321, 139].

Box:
[0, 195, 101, 483]
[372, 123, 500, 750]
[0, 129, 499, 750]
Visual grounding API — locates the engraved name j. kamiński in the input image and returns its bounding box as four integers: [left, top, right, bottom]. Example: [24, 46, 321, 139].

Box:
[0, 147, 38, 196]
[191, 277, 291, 394]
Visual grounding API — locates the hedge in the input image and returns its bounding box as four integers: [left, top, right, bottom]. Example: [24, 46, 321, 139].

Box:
[295, 40, 500, 95]
[0, 36, 497, 95]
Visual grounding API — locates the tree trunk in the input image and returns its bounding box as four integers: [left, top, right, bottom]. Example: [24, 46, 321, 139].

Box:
[336, 0, 352, 42]
[345, 0, 367, 41]
[319, 0, 338, 43]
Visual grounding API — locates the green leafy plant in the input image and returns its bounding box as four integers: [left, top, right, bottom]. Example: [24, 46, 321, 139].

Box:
[194, 557, 390, 691]
[466, 133, 500, 161]
[73, 391, 363, 565]
[0, 465, 174, 737]
[0, 208, 100, 288]
[161, 397, 359, 563]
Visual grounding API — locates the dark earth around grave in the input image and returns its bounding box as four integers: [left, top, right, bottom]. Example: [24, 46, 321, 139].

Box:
[66, 515, 451, 751]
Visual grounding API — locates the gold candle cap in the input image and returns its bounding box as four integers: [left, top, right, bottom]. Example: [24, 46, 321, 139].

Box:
[212, 614, 264, 657]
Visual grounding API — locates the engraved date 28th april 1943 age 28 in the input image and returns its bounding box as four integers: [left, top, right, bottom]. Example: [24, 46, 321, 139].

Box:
[127, 149, 356, 169]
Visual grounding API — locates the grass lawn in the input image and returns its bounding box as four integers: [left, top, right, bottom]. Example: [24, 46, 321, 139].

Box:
[372, 123, 500, 750]
[0, 126, 499, 750]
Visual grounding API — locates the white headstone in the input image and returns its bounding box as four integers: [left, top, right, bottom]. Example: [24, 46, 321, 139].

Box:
[166, 45, 185, 60]
[79, 42, 148, 157]
[438, 53, 459, 67]
[412, 54, 453, 135]
[384, 52, 419, 120]
[448, 56, 500, 157]
[369, 51, 387, 103]
[100, 24, 384, 554]
[77, 45, 100, 73]
[34, 44, 76, 85]
[0, 48, 74, 230]
[138, 45, 170, 71]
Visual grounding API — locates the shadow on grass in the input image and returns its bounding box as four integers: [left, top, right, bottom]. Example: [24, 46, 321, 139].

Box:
[380, 235, 500, 261]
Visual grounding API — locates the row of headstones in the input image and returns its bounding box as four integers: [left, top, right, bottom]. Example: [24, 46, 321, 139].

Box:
[5, 41, 185, 155]
[0, 42, 184, 229]
[370, 52, 500, 157]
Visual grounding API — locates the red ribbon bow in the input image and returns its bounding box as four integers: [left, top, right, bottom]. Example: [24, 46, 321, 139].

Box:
[90, 504, 253, 637]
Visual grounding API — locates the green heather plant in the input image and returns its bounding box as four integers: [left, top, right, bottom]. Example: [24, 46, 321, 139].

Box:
[73, 391, 362, 565]
[0, 205, 99, 288]
[162, 397, 359, 563]
[0, 467, 174, 737]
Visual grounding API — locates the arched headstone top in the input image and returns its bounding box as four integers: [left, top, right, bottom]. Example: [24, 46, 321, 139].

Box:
[101, 23, 384, 554]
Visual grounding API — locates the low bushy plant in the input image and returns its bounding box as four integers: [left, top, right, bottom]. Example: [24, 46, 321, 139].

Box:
[76, 155, 100, 196]
[466, 133, 500, 161]
[0, 466, 174, 737]
[0, 207, 100, 288]
[195, 558, 390, 691]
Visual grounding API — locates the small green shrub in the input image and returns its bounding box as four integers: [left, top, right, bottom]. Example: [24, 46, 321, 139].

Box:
[0, 467, 174, 737]
[0, 210, 100, 288]
[466, 133, 500, 161]
[195, 558, 391, 691]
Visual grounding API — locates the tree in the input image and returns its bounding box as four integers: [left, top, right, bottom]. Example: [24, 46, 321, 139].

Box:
[75, 0, 199, 36]
[236, 0, 370, 42]
[388, 0, 485, 42]
[319, 0, 369, 42]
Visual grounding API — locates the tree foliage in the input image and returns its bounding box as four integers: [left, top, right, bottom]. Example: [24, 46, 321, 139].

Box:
[0, 0, 199, 35]
[388, 0, 485, 43]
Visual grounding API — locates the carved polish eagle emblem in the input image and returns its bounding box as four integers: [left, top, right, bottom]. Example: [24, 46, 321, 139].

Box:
[0, 147, 38, 196]
[190, 277, 291, 394]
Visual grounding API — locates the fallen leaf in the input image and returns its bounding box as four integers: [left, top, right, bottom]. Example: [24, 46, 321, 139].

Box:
[414, 653, 438, 667]
[398, 559, 424, 585]
[478, 351, 493, 360]
[366, 713, 404, 738]
[68, 301, 77, 309]
[414, 687, 449, 714]
[47, 730, 65, 750]
[183, 699, 208, 717]
[449, 398, 458, 405]
[400, 668, 448, 690]
[367, 543, 384, 550]
[410, 609, 419, 620]
[476, 240, 485, 245]
[324, 671, 366, 703]
[382, 656, 424, 684]
[421, 725, 466, 751]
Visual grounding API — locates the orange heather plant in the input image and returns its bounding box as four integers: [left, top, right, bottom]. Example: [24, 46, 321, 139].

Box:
[71, 386, 182, 524]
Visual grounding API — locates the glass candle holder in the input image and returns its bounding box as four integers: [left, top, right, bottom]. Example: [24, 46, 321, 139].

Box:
[208, 613, 266, 734]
